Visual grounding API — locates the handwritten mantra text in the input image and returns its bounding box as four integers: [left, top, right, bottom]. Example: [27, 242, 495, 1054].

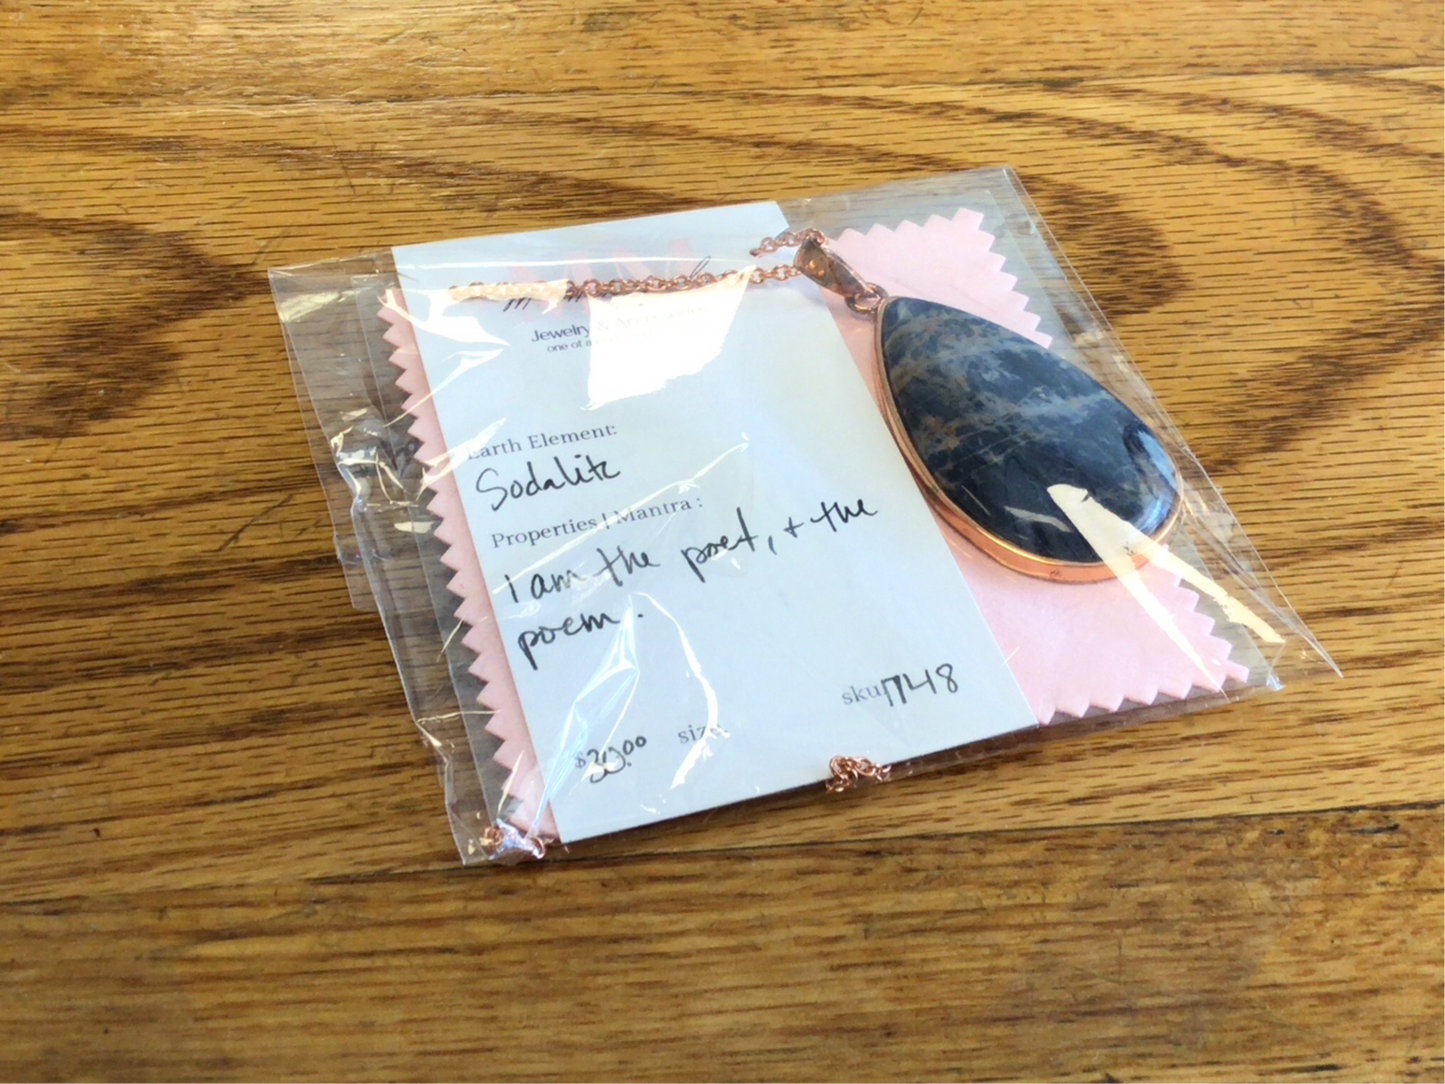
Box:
[509, 498, 877, 670]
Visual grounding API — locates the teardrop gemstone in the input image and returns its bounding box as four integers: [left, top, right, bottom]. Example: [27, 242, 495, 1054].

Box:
[878, 297, 1179, 573]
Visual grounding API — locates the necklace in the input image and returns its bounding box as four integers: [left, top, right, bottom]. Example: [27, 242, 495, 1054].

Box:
[450, 230, 1181, 583]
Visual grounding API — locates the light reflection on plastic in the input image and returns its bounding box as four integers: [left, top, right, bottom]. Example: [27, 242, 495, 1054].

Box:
[584, 272, 751, 408]
[1049, 483, 1284, 648]
[384, 290, 505, 430]
[649, 597, 724, 791]
[547, 607, 643, 809]
[449, 278, 572, 311]
[398, 287, 512, 349]
[486, 443, 749, 611]
[419, 418, 507, 488]
[381, 289, 516, 483]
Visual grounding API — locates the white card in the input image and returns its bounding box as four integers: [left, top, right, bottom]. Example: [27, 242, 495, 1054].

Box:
[394, 203, 1035, 843]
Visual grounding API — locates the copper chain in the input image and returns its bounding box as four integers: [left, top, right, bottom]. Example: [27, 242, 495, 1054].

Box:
[747, 228, 825, 257]
[450, 230, 827, 303]
[825, 755, 892, 793]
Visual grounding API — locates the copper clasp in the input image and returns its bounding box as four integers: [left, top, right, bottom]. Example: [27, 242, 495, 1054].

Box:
[793, 237, 888, 314]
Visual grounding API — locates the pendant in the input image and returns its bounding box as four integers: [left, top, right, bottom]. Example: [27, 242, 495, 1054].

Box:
[793, 236, 1181, 583]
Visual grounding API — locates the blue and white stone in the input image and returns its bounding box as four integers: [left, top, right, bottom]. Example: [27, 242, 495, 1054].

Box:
[879, 297, 1178, 567]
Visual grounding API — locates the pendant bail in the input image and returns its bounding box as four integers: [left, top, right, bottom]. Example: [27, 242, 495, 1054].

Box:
[793, 237, 888, 314]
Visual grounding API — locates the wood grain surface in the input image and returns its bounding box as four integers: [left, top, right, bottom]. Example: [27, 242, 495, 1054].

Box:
[1, 0, 1441, 1080]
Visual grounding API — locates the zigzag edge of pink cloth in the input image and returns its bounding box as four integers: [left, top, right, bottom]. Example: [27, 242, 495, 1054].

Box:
[379, 294, 558, 840]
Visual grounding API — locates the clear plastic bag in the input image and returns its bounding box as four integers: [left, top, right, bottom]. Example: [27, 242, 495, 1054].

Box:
[269, 167, 1334, 863]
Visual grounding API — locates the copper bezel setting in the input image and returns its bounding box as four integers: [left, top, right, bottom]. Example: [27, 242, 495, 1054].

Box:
[872, 297, 1182, 584]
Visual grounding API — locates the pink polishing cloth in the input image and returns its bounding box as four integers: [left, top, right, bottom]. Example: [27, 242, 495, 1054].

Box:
[823, 210, 1249, 720]
[380, 210, 1249, 837]
[379, 296, 557, 840]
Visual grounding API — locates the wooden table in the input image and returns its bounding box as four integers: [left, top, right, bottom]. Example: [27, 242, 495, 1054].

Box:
[2, 2, 1440, 1080]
